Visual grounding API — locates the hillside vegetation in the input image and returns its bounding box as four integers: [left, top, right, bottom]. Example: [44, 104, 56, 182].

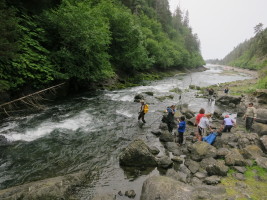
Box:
[0, 0, 204, 96]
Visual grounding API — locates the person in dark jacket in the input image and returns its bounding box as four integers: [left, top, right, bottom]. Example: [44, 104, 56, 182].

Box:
[138, 100, 146, 123]
[166, 105, 176, 133]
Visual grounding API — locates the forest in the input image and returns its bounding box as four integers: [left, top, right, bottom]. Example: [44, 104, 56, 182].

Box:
[208, 23, 267, 89]
[0, 0, 204, 97]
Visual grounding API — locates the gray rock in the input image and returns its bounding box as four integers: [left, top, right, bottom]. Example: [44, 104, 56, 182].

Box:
[159, 131, 174, 142]
[252, 123, 267, 136]
[151, 130, 161, 136]
[190, 141, 217, 161]
[200, 157, 217, 169]
[242, 145, 263, 159]
[255, 108, 267, 124]
[119, 139, 157, 167]
[149, 146, 160, 155]
[134, 94, 144, 102]
[225, 149, 246, 166]
[255, 89, 267, 104]
[140, 176, 193, 200]
[171, 156, 184, 164]
[125, 190, 136, 198]
[206, 160, 229, 176]
[233, 173, 245, 181]
[217, 148, 230, 158]
[0, 135, 8, 146]
[194, 172, 208, 179]
[203, 175, 221, 185]
[166, 168, 188, 183]
[156, 156, 173, 169]
[260, 135, 267, 152]
[92, 194, 116, 200]
[255, 157, 267, 169]
[216, 95, 242, 106]
[233, 166, 247, 173]
[185, 159, 200, 174]
[159, 122, 168, 130]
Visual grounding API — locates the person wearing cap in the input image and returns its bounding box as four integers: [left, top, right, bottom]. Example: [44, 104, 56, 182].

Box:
[243, 102, 257, 132]
[198, 113, 212, 139]
[222, 115, 235, 132]
[138, 100, 146, 123]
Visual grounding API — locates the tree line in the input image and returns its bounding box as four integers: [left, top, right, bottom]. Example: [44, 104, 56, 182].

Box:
[0, 0, 204, 94]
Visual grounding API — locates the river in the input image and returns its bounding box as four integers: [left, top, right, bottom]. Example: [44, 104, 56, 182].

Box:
[0, 64, 254, 199]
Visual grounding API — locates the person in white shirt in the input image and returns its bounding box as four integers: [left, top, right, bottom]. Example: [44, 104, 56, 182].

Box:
[243, 103, 257, 132]
[198, 113, 212, 138]
[222, 115, 235, 132]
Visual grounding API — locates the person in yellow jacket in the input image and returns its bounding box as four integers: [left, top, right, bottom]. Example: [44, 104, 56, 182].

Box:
[138, 100, 148, 123]
[243, 102, 257, 132]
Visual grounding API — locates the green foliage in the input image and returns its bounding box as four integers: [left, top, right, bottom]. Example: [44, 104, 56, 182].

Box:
[43, 0, 114, 81]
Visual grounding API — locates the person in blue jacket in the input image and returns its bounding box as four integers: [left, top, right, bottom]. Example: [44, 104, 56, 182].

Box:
[177, 116, 186, 145]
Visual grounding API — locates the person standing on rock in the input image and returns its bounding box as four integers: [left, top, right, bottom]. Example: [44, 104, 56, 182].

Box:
[166, 105, 176, 133]
[177, 116, 186, 145]
[138, 100, 146, 123]
[222, 115, 235, 132]
[195, 108, 205, 126]
[207, 88, 215, 101]
[198, 113, 212, 139]
[243, 103, 257, 132]
[224, 87, 229, 95]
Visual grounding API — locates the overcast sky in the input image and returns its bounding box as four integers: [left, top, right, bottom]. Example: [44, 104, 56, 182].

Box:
[168, 0, 267, 60]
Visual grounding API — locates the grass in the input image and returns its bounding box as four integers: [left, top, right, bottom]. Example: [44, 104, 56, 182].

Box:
[221, 165, 267, 200]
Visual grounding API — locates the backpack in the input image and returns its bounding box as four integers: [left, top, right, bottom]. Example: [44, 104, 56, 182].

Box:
[144, 104, 149, 113]
[202, 132, 217, 144]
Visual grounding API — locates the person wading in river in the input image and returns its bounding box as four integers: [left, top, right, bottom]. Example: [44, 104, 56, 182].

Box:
[243, 103, 257, 132]
[138, 100, 146, 123]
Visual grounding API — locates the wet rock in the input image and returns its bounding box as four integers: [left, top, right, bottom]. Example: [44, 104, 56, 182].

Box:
[252, 123, 267, 136]
[190, 141, 217, 161]
[125, 190, 136, 198]
[159, 131, 174, 142]
[159, 122, 168, 131]
[180, 107, 195, 119]
[225, 149, 246, 166]
[203, 175, 221, 185]
[213, 109, 224, 119]
[255, 108, 267, 124]
[206, 160, 229, 176]
[260, 135, 267, 152]
[140, 176, 193, 200]
[185, 159, 200, 174]
[189, 85, 201, 90]
[187, 117, 196, 126]
[151, 130, 161, 136]
[119, 139, 157, 167]
[134, 94, 144, 102]
[149, 146, 160, 155]
[156, 156, 173, 169]
[0, 172, 86, 200]
[0, 135, 8, 146]
[144, 91, 154, 96]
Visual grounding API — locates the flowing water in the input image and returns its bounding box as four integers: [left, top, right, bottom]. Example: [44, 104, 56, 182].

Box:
[0, 64, 253, 199]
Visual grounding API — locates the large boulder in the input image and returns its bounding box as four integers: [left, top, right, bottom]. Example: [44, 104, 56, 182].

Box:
[255, 89, 267, 104]
[216, 95, 242, 106]
[119, 139, 157, 167]
[241, 145, 264, 160]
[134, 94, 144, 102]
[159, 131, 174, 142]
[225, 149, 246, 166]
[140, 176, 193, 200]
[0, 172, 85, 199]
[206, 160, 229, 176]
[252, 123, 267, 136]
[260, 135, 267, 152]
[156, 156, 173, 169]
[190, 141, 217, 161]
[255, 108, 267, 124]
[255, 157, 267, 169]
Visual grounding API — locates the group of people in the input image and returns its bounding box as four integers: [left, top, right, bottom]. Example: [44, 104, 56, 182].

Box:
[138, 99, 257, 145]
